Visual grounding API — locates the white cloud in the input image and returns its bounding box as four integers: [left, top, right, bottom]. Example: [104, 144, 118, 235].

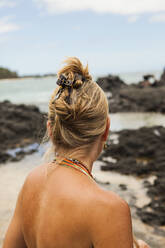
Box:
[0, 0, 16, 8]
[34, 0, 165, 15]
[149, 13, 165, 22]
[128, 15, 140, 23]
[0, 16, 20, 34]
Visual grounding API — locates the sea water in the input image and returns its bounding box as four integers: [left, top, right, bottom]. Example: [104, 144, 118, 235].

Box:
[0, 77, 57, 112]
[0, 70, 162, 109]
[0, 75, 165, 129]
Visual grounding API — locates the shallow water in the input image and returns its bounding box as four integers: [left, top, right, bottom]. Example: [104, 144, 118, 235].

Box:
[110, 112, 165, 131]
[0, 77, 57, 112]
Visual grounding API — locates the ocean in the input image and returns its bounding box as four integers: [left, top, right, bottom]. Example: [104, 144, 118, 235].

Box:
[0, 70, 163, 109]
[0, 72, 165, 130]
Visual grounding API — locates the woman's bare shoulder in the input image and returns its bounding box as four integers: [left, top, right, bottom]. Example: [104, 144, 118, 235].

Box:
[22, 163, 48, 193]
[88, 188, 133, 247]
[90, 184, 129, 209]
[100, 189, 131, 224]
[103, 189, 129, 211]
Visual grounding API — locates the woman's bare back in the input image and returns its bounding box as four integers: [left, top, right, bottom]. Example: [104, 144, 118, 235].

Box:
[3, 162, 133, 248]
[21, 163, 96, 248]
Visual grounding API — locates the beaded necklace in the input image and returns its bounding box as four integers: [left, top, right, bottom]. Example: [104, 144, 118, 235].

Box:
[54, 157, 93, 180]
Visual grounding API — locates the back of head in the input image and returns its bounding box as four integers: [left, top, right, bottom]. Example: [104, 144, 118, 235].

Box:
[48, 57, 108, 157]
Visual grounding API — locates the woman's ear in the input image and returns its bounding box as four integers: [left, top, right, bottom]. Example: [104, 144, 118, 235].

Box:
[47, 120, 52, 137]
[102, 117, 110, 142]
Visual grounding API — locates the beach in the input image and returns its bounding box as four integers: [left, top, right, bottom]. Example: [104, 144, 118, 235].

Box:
[0, 73, 165, 247]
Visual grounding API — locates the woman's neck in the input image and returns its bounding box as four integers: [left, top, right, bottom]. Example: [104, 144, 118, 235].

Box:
[55, 136, 103, 173]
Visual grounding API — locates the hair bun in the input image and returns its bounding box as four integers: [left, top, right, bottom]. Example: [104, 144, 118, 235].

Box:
[58, 57, 92, 84]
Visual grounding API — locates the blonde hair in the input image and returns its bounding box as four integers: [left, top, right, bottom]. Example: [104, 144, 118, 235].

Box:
[48, 57, 108, 157]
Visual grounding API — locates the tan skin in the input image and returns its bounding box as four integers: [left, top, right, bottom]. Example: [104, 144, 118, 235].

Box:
[3, 118, 149, 248]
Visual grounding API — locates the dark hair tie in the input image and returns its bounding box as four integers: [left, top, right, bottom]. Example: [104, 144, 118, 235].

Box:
[53, 74, 85, 104]
[57, 74, 73, 87]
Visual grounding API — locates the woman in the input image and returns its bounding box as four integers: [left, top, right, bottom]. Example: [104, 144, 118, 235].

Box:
[3, 57, 149, 248]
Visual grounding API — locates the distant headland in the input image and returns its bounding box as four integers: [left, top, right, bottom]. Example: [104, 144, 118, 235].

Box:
[0, 67, 18, 79]
[0, 67, 56, 80]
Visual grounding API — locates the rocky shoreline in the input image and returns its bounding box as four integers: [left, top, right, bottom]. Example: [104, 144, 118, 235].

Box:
[97, 71, 165, 113]
[0, 101, 46, 164]
[96, 70, 165, 228]
[99, 126, 165, 227]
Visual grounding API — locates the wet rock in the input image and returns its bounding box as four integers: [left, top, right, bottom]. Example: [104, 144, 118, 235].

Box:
[99, 126, 165, 226]
[96, 74, 126, 93]
[108, 86, 165, 113]
[96, 72, 165, 113]
[139, 175, 165, 226]
[100, 126, 165, 175]
[119, 184, 127, 191]
[143, 74, 155, 81]
[160, 70, 165, 84]
[0, 101, 46, 164]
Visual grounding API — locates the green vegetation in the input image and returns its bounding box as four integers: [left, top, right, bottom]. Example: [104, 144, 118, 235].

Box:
[0, 67, 18, 79]
[0, 66, 57, 80]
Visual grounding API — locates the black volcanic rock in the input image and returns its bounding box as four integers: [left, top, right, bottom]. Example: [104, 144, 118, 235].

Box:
[99, 126, 165, 226]
[143, 74, 154, 81]
[159, 70, 165, 85]
[0, 101, 46, 164]
[100, 126, 165, 176]
[137, 175, 165, 226]
[96, 74, 126, 93]
[109, 86, 165, 113]
[96, 72, 165, 113]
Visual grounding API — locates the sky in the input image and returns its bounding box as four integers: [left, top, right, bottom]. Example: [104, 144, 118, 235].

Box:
[0, 0, 165, 76]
